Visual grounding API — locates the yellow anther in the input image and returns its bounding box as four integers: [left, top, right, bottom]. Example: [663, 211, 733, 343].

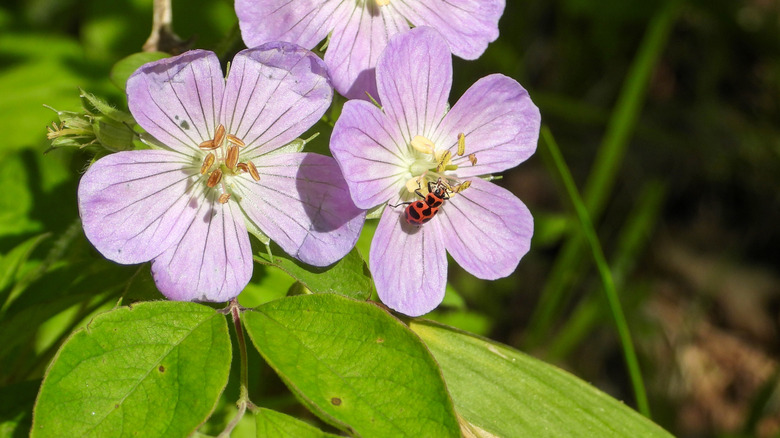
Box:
[245, 161, 261, 182]
[200, 153, 215, 175]
[226, 145, 240, 171]
[468, 153, 477, 166]
[435, 150, 451, 173]
[457, 133, 466, 156]
[227, 134, 245, 147]
[411, 135, 435, 155]
[218, 193, 231, 204]
[375, 0, 390, 6]
[405, 175, 424, 194]
[198, 139, 217, 150]
[213, 124, 226, 147]
[454, 180, 471, 193]
[207, 168, 223, 188]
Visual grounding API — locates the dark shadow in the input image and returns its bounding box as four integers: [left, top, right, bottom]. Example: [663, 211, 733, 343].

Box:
[295, 153, 364, 234]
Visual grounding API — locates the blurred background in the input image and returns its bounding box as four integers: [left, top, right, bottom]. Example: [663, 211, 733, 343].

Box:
[0, 0, 778, 436]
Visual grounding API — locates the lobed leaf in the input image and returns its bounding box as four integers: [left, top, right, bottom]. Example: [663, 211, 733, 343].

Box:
[244, 294, 459, 438]
[255, 408, 341, 438]
[410, 320, 673, 438]
[31, 301, 231, 438]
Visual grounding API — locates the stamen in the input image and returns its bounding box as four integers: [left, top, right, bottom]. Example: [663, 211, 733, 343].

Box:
[236, 162, 249, 173]
[226, 145, 240, 171]
[198, 139, 217, 150]
[468, 153, 478, 166]
[376, 0, 390, 5]
[454, 180, 471, 193]
[207, 169, 223, 187]
[218, 193, 231, 204]
[213, 124, 226, 147]
[411, 135, 435, 155]
[435, 150, 451, 173]
[405, 175, 424, 193]
[200, 153, 215, 175]
[227, 134, 245, 147]
[457, 133, 466, 156]
[245, 161, 261, 182]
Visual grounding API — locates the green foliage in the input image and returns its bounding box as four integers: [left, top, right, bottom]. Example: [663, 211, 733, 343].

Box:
[110, 52, 170, 91]
[32, 302, 231, 437]
[255, 408, 341, 438]
[244, 294, 460, 437]
[411, 320, 673, 438]
[254, 247, 373, 301]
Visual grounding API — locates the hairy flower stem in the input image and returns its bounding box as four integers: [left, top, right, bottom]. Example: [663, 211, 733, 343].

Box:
[218, 299, 256, 438]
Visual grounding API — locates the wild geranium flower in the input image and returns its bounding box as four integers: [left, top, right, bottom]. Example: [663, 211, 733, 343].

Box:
[78, 44, 365, 302]
[330, 27, 540, 316]
[235, 0, 504, 100]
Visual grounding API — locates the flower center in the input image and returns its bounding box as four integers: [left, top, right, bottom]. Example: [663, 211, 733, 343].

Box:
[198, 124, 260, 204]
[403, 133, 473, 199]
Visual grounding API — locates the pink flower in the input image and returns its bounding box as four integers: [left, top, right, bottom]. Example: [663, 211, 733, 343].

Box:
[78, 45, 365, 302]
[330, 28, 539, 316]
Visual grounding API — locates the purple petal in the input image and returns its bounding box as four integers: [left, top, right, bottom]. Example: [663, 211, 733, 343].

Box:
[127, 50, 223, 155]
[437, 178, 532, 279]
[234, 153, 365, 266]
[393, 0, 504, 59]
[221, 44, 333, 158]
[375, 27, 452, 143]
[330, 99, 408, 208]
[151, 196, 253, 302]
[370, 207, 447, 317]
[434, 74, 540, 178]
[236, 0, 348, 49]
[326, 4, 409, 99]
[78, 150, 202, 265]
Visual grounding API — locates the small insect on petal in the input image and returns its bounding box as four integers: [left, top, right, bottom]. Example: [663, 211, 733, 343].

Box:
[218, 193, 231, 204]
[457, 133, 466, 156]
[226, 145, 240, 170]
[200, 153, 215, 175]
[207, 168, 223, 187]
[468, 153, 477, 166]
[227, 134, 245, 148]
[198, 139, 217, 150]
[213, 124, 226, 147]
[245, 161, 261, 182]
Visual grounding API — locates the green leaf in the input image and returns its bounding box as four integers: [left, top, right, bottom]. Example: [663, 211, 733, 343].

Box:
[410, 321, 673, 438]
[0, 233, 49, 307]
[253, 247, 373, 301]
[244, 294, 459, 438]
[110, 52, 169, 91]
[31, 301, 231, 438]
[255, 408, 341, 438]
[0, 379, 39, 437]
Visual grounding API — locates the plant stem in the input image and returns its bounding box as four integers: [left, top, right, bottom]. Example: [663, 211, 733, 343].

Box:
[525, 0, 681, 347]
[541, 126, 651, 418]
[218, 299, 255, 438]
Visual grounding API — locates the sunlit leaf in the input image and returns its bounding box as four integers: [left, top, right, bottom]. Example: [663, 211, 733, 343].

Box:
[410, 320, 673, 438]
[244, 294, 460, 437]
[32, 301, 231, 438]
[255, 408, 341, 438]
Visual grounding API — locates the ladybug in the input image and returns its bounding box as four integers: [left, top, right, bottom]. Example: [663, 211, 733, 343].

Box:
[390, 179, 450, 225]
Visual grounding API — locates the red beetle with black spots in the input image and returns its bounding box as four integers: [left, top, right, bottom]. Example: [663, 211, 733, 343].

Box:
[390, 179, 451, 225]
